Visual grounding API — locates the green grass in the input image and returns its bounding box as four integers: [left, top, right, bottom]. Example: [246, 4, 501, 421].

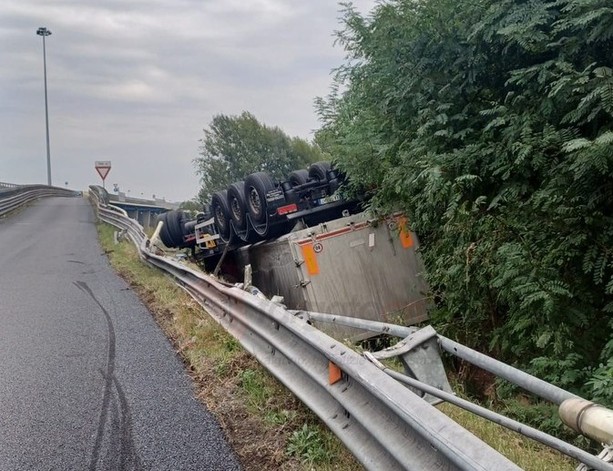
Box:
[438, 402, 576, 470]
[287, 423, 335, 466]
[97, 221, 580, 471]
[239, 368, 274, 411]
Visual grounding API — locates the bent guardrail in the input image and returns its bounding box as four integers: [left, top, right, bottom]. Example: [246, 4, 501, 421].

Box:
[88, 185, 613, 471]
[0, 183, 81, 217]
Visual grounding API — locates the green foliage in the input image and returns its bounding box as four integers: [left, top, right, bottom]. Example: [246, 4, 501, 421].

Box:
[317, 0, 613, 401]
[178, 199, 202, 215]
[264, 409, 296, 426]
[239, 368, 272, 411]
[195, 111, 322, 202]
[286, 423, 334, 466]
[586, 357, 613, 405]
[499, 397, 580, 442]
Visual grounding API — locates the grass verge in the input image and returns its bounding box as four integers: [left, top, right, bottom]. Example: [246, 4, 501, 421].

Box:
[438, 402, 575, 470]
[98, 222, 579, 470]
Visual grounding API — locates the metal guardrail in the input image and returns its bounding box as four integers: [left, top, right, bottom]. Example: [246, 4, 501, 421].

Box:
[0, 181, 21, 190]
[88, 185, 613, 471]
[108, 192, 178, 210]
[90, 189, 146, 249]
[0, 183, 81, 217]
[300, 313, 578, 406]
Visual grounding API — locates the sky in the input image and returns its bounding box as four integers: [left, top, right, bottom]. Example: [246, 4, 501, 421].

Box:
[0, 0, 376, 202]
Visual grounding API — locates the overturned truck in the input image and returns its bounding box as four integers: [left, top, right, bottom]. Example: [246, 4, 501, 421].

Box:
[157, 161, 429, 338]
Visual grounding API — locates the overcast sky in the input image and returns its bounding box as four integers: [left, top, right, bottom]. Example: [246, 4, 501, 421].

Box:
[0, 0, 375, 202]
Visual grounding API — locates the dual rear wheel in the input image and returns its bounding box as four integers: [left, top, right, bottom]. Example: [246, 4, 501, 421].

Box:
[158, 210, 189, 248]
[209, 161, 336, 242]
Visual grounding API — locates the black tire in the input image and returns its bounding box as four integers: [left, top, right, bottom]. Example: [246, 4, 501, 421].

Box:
[244, 172, 276, 224]
[308, 161, 331, 182]
[157, 212, 174, 247]
[211, 190, 232, 240]
[227, 181, 247, 230]
[167, 210, 185, 247]
[288, 169, 309, 187]
[158, 210, 184, 248]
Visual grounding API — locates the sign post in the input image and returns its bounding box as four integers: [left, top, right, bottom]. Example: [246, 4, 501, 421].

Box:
[95, 161, 112, 189]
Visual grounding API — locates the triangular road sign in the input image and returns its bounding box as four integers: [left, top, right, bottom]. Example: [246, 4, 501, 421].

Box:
[95, 161, 112, 181]
[96, 167, 111, 180]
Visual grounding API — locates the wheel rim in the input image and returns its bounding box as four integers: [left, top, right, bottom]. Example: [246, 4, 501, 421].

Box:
[230, 197, 243, 224]
[214, 204, 226, 229]
[248, 187, 262, 218]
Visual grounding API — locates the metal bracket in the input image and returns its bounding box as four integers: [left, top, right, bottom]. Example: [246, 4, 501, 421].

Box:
[372, 325, 438, 360]
[372, 326, 453, 405]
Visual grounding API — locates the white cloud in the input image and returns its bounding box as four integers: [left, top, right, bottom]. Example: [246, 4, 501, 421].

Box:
[0, 0, 377, 200]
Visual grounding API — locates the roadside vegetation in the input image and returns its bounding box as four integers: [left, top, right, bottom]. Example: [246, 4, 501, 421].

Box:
[439, 402, 574, 470]
[97, 222, 576, 469]
[316, 0, 613, 423]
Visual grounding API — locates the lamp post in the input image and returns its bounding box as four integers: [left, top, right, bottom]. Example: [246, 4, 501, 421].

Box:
[36, 27, 52, 186]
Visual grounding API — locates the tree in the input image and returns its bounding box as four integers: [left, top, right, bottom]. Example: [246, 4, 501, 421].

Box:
[178, 199, 201, 215]
[317, 0, 613, 403]
[195, 112, 323, 203]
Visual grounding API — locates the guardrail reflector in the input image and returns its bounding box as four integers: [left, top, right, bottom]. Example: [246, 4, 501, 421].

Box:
[329, 361, 342, 385]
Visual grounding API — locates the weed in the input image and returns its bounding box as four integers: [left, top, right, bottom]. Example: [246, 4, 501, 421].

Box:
[214, 330, 240, 352]
[264, 409, 296, 426]
[239, 369, 271, 410]
[287, 423, 334, 466]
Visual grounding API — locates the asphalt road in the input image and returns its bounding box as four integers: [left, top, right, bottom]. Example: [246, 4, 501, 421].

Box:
[0, 196, 242, 471]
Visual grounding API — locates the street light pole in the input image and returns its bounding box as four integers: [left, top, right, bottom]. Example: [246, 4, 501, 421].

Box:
[36, 27, 52, 186]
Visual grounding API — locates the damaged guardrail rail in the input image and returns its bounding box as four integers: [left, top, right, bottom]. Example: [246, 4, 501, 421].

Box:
[88, 185, 613, 471]
[0, 182, 80, 217]
[300, 313, 613, 471]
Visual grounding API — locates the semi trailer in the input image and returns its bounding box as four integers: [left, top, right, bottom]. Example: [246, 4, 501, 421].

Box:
[155, 162, 429, 338]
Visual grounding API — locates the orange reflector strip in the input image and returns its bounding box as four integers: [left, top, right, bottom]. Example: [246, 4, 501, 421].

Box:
[277, 203, 298, 215]
[398, 217, 414, 249]
[301, 243, 320, 275]
[329, 361, 342, 385]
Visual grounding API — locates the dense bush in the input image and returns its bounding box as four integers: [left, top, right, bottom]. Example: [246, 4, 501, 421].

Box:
[316, 0, 613, 403]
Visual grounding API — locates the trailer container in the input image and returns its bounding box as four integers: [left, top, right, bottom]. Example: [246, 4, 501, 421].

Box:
[235, 212, 429, 340]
